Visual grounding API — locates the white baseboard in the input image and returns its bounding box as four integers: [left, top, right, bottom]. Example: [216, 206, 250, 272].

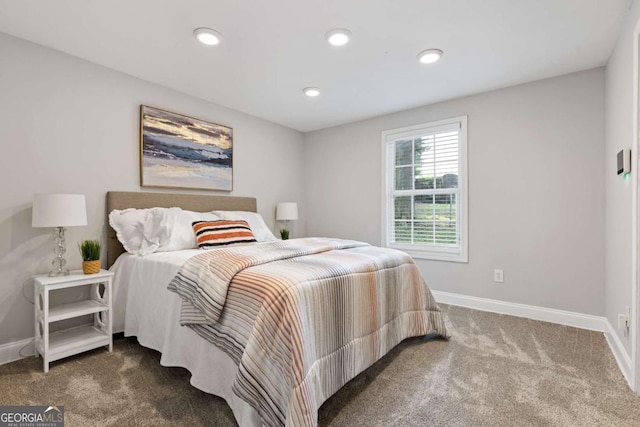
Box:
[431, 290, 607, 332]
[1, 292, 634, 390]
[0, 337, 34, 366]
[604, 319, 633, 387]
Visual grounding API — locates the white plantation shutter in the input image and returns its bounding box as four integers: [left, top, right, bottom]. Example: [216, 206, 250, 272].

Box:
[382, 117, 468, 262]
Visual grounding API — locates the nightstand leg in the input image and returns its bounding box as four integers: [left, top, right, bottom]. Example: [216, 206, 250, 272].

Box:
[34, 282, 40, 358]
[107, 278, 113, 352]
[43, 289, 49, 373]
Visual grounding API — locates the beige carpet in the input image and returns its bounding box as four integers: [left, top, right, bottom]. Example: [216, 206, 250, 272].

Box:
[2, 304, 640, 426]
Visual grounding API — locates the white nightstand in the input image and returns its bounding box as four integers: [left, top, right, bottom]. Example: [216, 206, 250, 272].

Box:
[33, 269, 113, 372]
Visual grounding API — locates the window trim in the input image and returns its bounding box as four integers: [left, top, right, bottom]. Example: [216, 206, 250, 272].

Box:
[381, 116, 468, 263]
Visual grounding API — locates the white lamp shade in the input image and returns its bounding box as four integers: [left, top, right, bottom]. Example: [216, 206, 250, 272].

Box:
[32, 194, 88, 227]
[276, 202, 298, 221]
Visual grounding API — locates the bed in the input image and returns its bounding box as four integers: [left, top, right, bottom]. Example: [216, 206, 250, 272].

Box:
[107, 191, 447, 427]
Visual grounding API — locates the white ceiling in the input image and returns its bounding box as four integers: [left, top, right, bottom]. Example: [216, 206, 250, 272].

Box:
[0, 0, 632, 132]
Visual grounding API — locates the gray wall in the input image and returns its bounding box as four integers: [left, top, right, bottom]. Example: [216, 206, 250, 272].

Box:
[0, 30, 612, 350]
[605, 1, 640, 356]
[0, 33, 305, 346]
[304, 68, 605, 316]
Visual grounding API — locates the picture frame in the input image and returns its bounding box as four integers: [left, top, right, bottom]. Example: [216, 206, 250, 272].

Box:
[140, 105, 233, 191]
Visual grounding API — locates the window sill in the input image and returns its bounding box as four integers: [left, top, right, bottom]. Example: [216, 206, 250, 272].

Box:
[387, 244, 468, 263]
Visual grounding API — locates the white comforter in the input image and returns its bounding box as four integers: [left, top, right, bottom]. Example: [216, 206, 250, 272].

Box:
[111, 250, 263, 426]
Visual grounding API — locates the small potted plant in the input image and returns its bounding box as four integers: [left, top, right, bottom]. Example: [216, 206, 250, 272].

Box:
[280, 228, 290, 240]
[79, 240, 101, 274]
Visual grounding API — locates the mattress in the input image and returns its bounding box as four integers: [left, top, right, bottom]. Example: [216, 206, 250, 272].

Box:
[110, 250, 262, 427]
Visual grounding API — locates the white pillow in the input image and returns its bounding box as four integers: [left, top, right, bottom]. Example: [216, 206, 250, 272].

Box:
[109, 208, 175, 256]
[110, 207, 222, 255]
[212, 211, 277, 242]
[158, 209, 219, 252]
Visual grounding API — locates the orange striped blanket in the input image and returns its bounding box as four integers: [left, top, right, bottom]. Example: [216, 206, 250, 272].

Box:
[167, 237, 448, 427]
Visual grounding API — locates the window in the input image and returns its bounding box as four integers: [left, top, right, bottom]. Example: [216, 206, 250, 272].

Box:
[382, 116, 468, 262]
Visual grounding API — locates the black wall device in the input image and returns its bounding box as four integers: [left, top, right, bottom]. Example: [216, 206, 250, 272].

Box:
[617, 149, 631, 175]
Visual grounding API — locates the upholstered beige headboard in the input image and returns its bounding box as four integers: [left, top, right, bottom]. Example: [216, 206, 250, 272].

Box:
[106, 191, 257, 268]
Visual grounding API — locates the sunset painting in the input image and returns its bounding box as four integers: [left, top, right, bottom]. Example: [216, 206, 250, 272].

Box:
[140, 105, 233, 191]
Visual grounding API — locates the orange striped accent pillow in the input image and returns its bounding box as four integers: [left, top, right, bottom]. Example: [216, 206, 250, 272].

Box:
[192, 220, 257, 248]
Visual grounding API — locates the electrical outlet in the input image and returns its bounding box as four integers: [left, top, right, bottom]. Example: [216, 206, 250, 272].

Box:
[618, 314, 627, 331]
[494, 269, 504, 283]
[618, 306, 631, 337]
[626, 305, 631, 337]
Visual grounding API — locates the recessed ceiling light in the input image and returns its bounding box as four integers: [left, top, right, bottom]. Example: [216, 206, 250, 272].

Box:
[303, 87, 321, 97]
[193, 27, 222, 46]
[325, 28, 352, 46]
[417, 49, 443, 64]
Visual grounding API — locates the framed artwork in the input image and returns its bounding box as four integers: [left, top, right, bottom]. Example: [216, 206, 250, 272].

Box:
[140, 105, 233, 191]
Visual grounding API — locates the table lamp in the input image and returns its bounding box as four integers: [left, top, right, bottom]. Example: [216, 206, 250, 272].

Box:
[32, 194, 88, 276]
[276, 202, 298, 240]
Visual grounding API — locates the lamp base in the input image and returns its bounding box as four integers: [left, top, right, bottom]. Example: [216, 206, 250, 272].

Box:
[48, 268, 70, 277]
[48, 227, 70, 277]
